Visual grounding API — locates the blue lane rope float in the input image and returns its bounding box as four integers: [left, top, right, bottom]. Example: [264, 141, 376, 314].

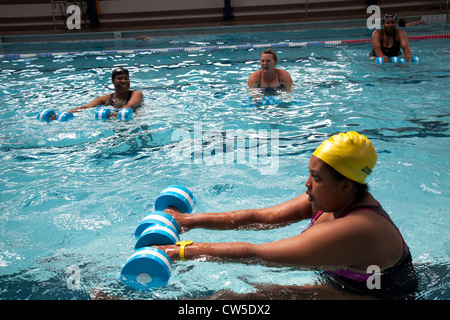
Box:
[121, 186, 195, 290]
[4, 34, 449, 59]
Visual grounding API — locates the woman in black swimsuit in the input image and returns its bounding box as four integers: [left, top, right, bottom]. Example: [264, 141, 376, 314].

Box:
[370, 14, 413, 63]
[50, 67, 143, 120]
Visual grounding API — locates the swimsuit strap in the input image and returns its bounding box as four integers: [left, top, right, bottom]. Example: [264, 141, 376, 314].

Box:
[258, 69, 281, 88]
[107, 90, 134, 107]
[107, 93, 114, 106]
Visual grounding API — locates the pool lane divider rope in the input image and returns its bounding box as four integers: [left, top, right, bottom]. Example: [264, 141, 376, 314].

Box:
[1, 33, 449, 59]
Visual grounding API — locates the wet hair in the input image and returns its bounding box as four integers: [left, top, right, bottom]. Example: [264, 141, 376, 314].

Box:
[261, 49, 278, 62]
[111, 67, 129, 82]
[323, 161, 369, 202]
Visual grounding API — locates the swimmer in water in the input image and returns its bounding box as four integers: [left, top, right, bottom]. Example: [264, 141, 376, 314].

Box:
[248, 49, 293, 93]
[50, 67, 143, 120]
[156, 132, 418, 299]
[370, 13, 413, 62]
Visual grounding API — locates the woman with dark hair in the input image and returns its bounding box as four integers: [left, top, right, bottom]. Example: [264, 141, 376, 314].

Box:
[49, 67, 143, 120]
[370, 13, 413, 62]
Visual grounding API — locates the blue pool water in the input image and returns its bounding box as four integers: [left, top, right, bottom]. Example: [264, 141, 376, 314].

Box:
[0, 25, 449, 300]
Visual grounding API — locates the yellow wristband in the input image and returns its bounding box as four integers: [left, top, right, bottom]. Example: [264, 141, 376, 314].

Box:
[176, 240, 193, 261]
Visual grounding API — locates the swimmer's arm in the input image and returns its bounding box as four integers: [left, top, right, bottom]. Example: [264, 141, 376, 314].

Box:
[247, 70, 260, 88]
[67, 94, 110, 114]
[158, 215, 367, 270]
[169, 193, 313, 231]
[279, 69, 294, 92]
[371, 30, 390, 62]
[398, 30, 412, 62]
[48, 94, 109, 120]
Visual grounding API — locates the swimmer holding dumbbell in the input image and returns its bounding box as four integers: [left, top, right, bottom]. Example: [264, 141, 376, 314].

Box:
[155, 132, 418, 299]
[46, 67, 143, 120]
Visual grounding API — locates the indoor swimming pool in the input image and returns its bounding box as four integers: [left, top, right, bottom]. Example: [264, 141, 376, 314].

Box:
[0, 24, 449, 300]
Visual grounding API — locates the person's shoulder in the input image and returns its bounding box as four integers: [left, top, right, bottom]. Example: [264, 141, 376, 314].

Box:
[396, 28, 408, 37]
[249, 69, 261, 77]
[371, 29, 381, 37]
[248, 70, 261, 84]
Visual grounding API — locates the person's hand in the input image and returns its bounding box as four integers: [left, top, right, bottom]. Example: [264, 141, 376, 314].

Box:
[152, 244, 180, 260]
[163, 206, 189, 231]
[383, 56, 391, 63]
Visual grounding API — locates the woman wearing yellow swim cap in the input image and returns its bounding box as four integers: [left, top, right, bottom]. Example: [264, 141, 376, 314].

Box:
[155, 132, 417, 299]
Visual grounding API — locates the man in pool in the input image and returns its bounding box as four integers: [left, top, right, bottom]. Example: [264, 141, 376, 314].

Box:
[248, 49, 293, 92]
[156, 132, 418, 299]
[370, 13, 413, 62]
[50, 67, 143, 120]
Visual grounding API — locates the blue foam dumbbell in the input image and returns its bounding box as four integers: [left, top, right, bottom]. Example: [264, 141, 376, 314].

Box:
[120, 247, 172, 290]
[56, 112, 74, 122]
[37, 109, 56, 121]
[135, 211, 180, 238]
[154, 185, 196, 214]
[95, 108, 111, 120]
[118, 108, 133, 121]
[135, 224, 180, 249]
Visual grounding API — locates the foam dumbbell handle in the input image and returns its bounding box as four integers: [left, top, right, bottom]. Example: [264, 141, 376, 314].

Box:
[134, 225, 180, 249]
[120, 247, 172, 290]
[154, 185, 196, 213]
[135, 211, 180, 238]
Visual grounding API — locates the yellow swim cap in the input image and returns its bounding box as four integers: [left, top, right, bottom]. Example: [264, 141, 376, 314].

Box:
[312, 132, 377, 184]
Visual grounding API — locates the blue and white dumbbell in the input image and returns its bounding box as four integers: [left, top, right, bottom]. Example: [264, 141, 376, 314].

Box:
[121, 186, 196, 290]
[95, 108, 111, 120]
[37, 109, 75, 122]
[55, 112, 74, 122]
[375, 56, 421, 64]
[37, 109, 56, 121]
[154, 185, 196, 214]
[120, 247, 172, 290]
[134, 186, 195, 246]
[118, 108, 133, 121]
[135, 211, 180, 238]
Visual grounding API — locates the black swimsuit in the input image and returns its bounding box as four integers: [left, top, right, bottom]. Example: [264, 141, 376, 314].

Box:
[313, 205, 418, 299]
[107, 90, 134, 108]
[257, 69, 286, 94]
[370, 29, 402, 57]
